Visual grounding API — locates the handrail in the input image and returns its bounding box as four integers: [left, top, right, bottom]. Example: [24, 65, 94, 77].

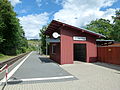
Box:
[0, 64, 8, 85]
[0, 64, 7, 72]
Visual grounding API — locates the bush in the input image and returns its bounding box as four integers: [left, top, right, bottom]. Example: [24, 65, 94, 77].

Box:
[21, 47, 27, 53]
[16, 50, 22, 54]
[0, 53, 5, 57]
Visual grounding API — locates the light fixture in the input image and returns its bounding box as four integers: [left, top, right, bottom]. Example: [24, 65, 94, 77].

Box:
[52, 32, 60, 38]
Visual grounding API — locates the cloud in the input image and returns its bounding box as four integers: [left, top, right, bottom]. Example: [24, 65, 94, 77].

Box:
[54, 0, 118, 27]
[36, 0, 42, 7]
[19, 12, 49, 39]
[101, 8, 117, 22]
[9, 0, 21, 6]
[20, 9, 27, 14]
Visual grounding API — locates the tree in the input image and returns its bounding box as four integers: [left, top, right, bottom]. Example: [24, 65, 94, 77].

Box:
[0, 14, 5, 43]
[111, 10, 120, 42]
[86, 18, 113, 39]
[39, 25, 48, 55]
[0, 0, 28, 55]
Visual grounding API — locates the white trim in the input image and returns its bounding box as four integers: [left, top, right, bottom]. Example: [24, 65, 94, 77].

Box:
[0, 52, 32, 83]
[7, 76, 74, 82]
[96, 40, 115, 41]
[0, 64, 7, 72]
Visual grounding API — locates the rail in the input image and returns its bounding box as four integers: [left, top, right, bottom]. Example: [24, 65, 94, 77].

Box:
[0, 52, 29, 69]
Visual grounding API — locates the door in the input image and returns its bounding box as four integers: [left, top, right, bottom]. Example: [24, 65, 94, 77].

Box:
[74, 44, 86, 62]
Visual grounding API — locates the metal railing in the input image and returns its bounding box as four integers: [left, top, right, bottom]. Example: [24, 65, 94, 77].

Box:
[0, 64, 8, 85]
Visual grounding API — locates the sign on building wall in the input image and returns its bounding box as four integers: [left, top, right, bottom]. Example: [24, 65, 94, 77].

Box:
[73, 36, 86, 41]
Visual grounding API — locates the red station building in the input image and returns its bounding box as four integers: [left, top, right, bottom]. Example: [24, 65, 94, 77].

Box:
[45, 20, 105, 64]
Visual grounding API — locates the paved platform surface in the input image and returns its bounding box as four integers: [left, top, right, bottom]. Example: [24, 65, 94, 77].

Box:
[0, 53, 120, 90]
[0, 61, 120, 90]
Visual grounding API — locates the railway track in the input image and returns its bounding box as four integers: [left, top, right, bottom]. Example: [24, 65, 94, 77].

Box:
[0, 52, 30, 70]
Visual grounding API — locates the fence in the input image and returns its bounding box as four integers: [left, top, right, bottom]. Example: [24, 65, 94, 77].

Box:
[97, 46, 120, 65]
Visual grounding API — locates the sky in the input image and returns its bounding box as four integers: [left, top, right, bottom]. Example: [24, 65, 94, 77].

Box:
[9, 0, 120, 39]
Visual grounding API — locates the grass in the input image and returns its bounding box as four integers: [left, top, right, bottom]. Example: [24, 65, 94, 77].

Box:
[28, 40, 39, 46]
[0, 52, 28, 62]
[0, 55, 15, 62]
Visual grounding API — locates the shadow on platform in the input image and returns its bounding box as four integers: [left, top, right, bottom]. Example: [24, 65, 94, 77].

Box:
[93, 62, 120, 71]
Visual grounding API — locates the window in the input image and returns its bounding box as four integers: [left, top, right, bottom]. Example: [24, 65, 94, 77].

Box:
[52, 45, 56, 54]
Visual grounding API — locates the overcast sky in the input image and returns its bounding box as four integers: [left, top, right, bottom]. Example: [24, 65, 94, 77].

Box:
[9, 0, 120, 39]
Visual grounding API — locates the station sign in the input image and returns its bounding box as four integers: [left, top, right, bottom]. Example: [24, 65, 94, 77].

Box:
[73, 36, 86, 41]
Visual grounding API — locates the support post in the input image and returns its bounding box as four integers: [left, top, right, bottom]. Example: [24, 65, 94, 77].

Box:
[5, 64, 8, 85]
[46, 41, 47, 55]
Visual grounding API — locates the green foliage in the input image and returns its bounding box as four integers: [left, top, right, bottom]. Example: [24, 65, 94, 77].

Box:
[111, 10, 120, 42]
[0, 0, 28, 55]
[86, 19, 113, 39]
[86, 9, 120, 41]
[39, 25, 48, 54]
[0, 10, 5, 43]
[0, 54, 16, 62]
[0, 53, 5, 58]
[28, 45, 36, 51]
[27, 39, 39, 51]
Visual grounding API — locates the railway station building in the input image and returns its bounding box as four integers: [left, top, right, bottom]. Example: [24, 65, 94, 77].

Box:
[45, 20, 105, 64]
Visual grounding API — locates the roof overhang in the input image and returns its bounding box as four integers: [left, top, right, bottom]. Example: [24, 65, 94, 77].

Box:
[46, 38, 60, 43]
[96, 40, 115, 46]
[45, 20, 63, 35]
[96, 40, 115, 42]
[45, 20, 106, 38]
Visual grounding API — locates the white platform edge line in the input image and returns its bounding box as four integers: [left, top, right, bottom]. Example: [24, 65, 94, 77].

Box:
[7, 76, 74, 82]
[1, 52, 33, 82]
[22, 76, 74, 81]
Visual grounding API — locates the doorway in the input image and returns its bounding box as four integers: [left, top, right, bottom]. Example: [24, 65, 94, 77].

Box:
[74, 44, 86, 62]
